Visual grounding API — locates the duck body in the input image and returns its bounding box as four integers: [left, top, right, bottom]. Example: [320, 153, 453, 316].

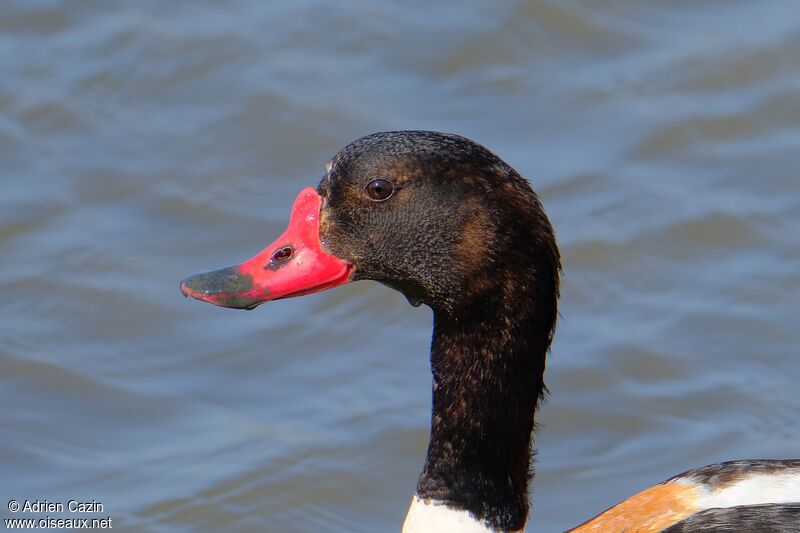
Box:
[181, 131, 800, 532]
[573, 459, 800, 532]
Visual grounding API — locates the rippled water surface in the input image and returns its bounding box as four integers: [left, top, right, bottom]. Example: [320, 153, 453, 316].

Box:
[2, 1, 799, 531]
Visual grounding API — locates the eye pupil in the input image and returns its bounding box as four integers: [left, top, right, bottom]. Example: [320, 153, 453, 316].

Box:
[366, 178, 394, 201]
[272, 246, 293, 263]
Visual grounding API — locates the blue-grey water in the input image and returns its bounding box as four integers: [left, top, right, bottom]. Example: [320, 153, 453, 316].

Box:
[1, 1, 799, 531]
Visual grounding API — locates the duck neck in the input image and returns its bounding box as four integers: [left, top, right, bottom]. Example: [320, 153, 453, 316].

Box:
[412, 287, 555, 531]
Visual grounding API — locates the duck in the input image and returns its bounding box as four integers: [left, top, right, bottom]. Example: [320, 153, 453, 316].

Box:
[180, 130, 800, 532]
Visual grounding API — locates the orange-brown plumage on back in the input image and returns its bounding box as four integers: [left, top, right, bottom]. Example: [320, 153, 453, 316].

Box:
[570, 480, 703, 532]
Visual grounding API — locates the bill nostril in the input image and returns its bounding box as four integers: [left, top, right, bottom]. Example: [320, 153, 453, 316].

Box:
[271, 245, 294, 264]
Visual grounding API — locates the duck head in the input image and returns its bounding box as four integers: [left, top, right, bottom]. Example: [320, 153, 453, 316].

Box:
[180, 130, 558, 318]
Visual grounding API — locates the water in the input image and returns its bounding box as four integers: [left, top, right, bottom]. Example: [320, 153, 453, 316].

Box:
[1, 1, 799, 531]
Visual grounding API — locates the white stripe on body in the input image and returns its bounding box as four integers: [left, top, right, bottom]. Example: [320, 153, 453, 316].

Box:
[695, 471, 800, 509]
[403, 495, 511, 533]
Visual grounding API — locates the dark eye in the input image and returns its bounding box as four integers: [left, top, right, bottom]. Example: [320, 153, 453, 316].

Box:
[365, 178, 394, 201]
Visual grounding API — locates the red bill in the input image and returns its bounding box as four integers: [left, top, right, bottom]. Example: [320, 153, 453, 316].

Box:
[180, 187, 352, 310]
